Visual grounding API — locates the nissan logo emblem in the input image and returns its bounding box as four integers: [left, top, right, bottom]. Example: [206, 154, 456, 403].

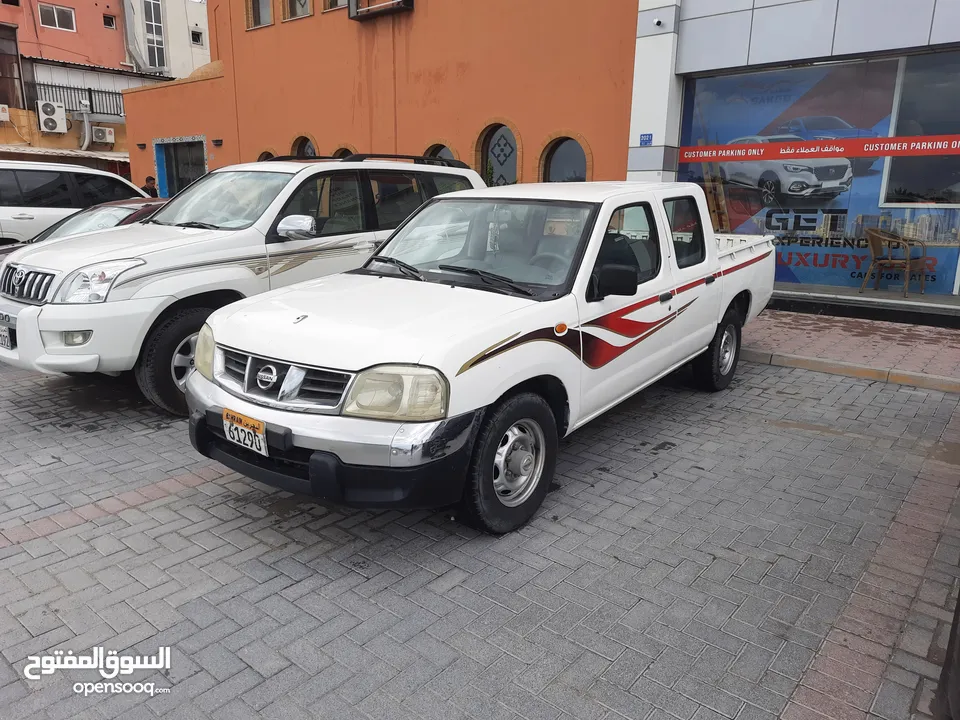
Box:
[256, 364, 278, 390]
[12, 269, 26, 287]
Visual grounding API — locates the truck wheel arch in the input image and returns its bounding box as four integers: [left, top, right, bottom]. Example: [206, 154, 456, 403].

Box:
[492, 374, 570, 437]
[728, 290, 752, 326]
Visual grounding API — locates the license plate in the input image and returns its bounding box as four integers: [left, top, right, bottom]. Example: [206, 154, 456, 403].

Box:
[222, 409, 268, 457]
[0, 326, 10, 351]
[823, 180, 841, 188]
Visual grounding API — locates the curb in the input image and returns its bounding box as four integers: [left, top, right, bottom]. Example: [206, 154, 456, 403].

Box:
[741, 348, 960, 394]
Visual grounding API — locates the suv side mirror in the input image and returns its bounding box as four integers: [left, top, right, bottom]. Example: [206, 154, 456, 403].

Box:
[590, 264, 637, 301]
[277, 215, 316, 240]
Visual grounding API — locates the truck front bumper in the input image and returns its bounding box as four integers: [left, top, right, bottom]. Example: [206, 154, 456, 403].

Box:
[0, 297, 164, 374]
[186, 372, 481, 509]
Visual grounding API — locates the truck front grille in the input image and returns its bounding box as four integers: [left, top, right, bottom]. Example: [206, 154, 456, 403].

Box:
[0, 264, 56, 304]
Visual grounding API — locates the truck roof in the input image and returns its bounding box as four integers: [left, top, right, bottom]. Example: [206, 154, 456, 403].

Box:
[444, 181, 705, 203]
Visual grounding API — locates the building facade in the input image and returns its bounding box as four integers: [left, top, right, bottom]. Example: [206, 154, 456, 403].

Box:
[630, 0, 960, 297]
[123, 0, 639, 195]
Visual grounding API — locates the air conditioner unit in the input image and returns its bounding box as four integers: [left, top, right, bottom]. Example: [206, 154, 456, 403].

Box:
[36, 101, 68, 133]
[0, 105, 9, 122]
[92, 126, 115, 144]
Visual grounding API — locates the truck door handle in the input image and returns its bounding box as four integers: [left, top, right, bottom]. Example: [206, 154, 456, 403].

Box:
[705, 275, 716, 285]
[12, 214, 34, 220]
[659, 292, 673, 303]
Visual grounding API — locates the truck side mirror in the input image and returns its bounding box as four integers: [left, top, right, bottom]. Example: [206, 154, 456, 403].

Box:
[590, 264, 637, 301]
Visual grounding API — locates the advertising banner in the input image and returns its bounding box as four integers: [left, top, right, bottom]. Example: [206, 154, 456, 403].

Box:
[678, 54, 960, 295]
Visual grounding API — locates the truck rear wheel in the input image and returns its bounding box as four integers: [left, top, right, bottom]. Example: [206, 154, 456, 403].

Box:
[692, 308, 741, 392]
[460, 392, 558, 534]
[135, 307, 212, 416]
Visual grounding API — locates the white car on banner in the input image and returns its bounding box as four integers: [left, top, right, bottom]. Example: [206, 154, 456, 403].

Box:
[720, 135, 853, 207]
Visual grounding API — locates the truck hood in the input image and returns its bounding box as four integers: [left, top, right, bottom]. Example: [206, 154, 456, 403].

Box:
[209, 273, 538, 371]
[2, 223, 230, 273]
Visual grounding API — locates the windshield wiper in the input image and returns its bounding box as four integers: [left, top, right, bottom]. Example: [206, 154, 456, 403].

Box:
[437, 265, 535, 296]
[368, 255, 424, 281]
[175, 221, 222, 230]
[144, 218, 167, 225]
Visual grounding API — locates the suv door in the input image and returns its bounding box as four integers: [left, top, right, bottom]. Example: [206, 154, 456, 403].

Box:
[658, 194, 721, 362]
[266, 170, 376, 289]
[368, 170, 431, 246]
[577, 202, 678, 420]
[0, 169, 78, 242]
[73, 172, 142, 206]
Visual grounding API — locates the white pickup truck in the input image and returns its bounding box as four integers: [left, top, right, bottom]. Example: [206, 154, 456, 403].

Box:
[186, 182, 775, 533]
[0, 155, 485, 414]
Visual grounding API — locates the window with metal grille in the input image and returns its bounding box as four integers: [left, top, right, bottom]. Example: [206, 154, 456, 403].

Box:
[285, 0, 311, 19]
[143, 0, 165, 68]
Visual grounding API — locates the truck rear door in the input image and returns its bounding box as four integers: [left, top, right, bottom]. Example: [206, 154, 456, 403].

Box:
[656, 192, 722, 362]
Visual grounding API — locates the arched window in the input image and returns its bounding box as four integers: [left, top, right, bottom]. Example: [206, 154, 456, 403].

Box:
[543, 138, 587, 182]
[292, 136, 316, 157]
[479, 125, 518, 186]
[426, 144, 455, 160]
[332, 147, 353, 159]
[257, 151, 274, 162]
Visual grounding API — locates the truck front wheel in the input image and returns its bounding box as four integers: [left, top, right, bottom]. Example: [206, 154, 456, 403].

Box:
[460, 393, 558, 534]
[692, 308, 742, 392]
[135, 307, 213, 416]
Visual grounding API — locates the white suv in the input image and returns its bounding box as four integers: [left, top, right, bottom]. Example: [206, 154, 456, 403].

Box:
[0, 160, 146, 243]
[0, 154, 485, 414]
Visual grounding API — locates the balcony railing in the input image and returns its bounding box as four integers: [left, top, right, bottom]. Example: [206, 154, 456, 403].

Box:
[24, 82, 125, 117]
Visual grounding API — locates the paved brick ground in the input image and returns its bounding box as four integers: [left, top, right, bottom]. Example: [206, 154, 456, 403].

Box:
[0, 361, 958, 720]
[743, 310, 960, 380]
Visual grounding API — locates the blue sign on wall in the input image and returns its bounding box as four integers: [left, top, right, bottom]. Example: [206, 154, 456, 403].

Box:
[639, 133, 654, 147]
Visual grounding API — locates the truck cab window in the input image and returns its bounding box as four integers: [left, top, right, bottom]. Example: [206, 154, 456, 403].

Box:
[594, 203, 661, 284]
[663, 196, 706, 269]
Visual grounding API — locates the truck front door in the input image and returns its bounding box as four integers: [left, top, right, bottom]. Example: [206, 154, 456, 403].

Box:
[576, 201, 679, 422]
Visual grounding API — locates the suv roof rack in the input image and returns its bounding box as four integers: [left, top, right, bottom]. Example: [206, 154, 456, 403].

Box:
[340, 153, 471, 169]
[263, 155, 339, 162]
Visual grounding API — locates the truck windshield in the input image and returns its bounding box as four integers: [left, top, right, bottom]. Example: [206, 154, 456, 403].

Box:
[148, 171, 293, 230]
[374, 198, 597, 293]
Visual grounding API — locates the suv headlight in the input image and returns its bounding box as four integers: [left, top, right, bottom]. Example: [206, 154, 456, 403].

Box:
[195, 323, 215, 381]
[783, 164, 813, 174]
[343, 365, 448, 422]
[54, 259, 145, 304]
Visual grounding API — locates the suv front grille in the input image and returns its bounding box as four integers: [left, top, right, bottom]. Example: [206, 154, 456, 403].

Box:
[216, 347, 352, 412]
[814, 165, 846, 181]
[0, 264, 56, 304]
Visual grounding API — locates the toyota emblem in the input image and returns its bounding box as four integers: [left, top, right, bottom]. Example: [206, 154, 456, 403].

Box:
[11, 269, 26, 287]
[256, 364, 279, 390]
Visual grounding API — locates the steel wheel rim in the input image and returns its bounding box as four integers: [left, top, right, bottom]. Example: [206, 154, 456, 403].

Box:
[171, 332, 199, 392]
[718, 325, 737, 376]
[760, 180, 779, 206]
[492, 419, 546, 507]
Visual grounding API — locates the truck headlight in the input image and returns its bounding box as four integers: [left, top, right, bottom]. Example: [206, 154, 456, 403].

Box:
[343, 365, 447, 422]
[195, 323, 215, 381]
[54, 259, 145, 304]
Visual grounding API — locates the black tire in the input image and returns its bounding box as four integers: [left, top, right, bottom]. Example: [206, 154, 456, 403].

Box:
[459, 392, 558, 534]
[692, 308, 742, 392]
[134, 307, 212, 416]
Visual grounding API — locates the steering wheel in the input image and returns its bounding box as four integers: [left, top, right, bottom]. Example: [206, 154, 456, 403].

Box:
[529, 252, 568, 273]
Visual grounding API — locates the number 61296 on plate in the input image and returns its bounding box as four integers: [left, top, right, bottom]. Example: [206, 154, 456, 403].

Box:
[222, 409, 268, 457]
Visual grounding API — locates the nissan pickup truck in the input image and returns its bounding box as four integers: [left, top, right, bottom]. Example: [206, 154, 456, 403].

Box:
[0, 155, 485, 414]
[185, 182, 775, 533]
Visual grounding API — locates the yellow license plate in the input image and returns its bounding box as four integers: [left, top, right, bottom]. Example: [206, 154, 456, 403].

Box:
[222, 409, 268, 457]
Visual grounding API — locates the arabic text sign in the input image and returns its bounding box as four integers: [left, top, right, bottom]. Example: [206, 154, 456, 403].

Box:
[23, 646, 171, 680]
[679, 134, 960, 163]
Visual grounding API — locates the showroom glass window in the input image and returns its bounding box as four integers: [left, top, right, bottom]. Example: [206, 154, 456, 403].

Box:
[884, 51, 960, 205]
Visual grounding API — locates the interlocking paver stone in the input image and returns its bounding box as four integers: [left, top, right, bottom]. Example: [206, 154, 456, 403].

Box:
[0, 362, 957, 719]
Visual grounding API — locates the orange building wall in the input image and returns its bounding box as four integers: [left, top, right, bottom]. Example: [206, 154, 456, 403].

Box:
[0, 1, 128, 69]
[126, 0, 637, 185]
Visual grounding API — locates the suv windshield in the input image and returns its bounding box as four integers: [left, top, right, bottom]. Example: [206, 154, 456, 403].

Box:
[149, 171, 293, 230]
[29, 204, 140, 243]
[373, 198, 597, 294]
